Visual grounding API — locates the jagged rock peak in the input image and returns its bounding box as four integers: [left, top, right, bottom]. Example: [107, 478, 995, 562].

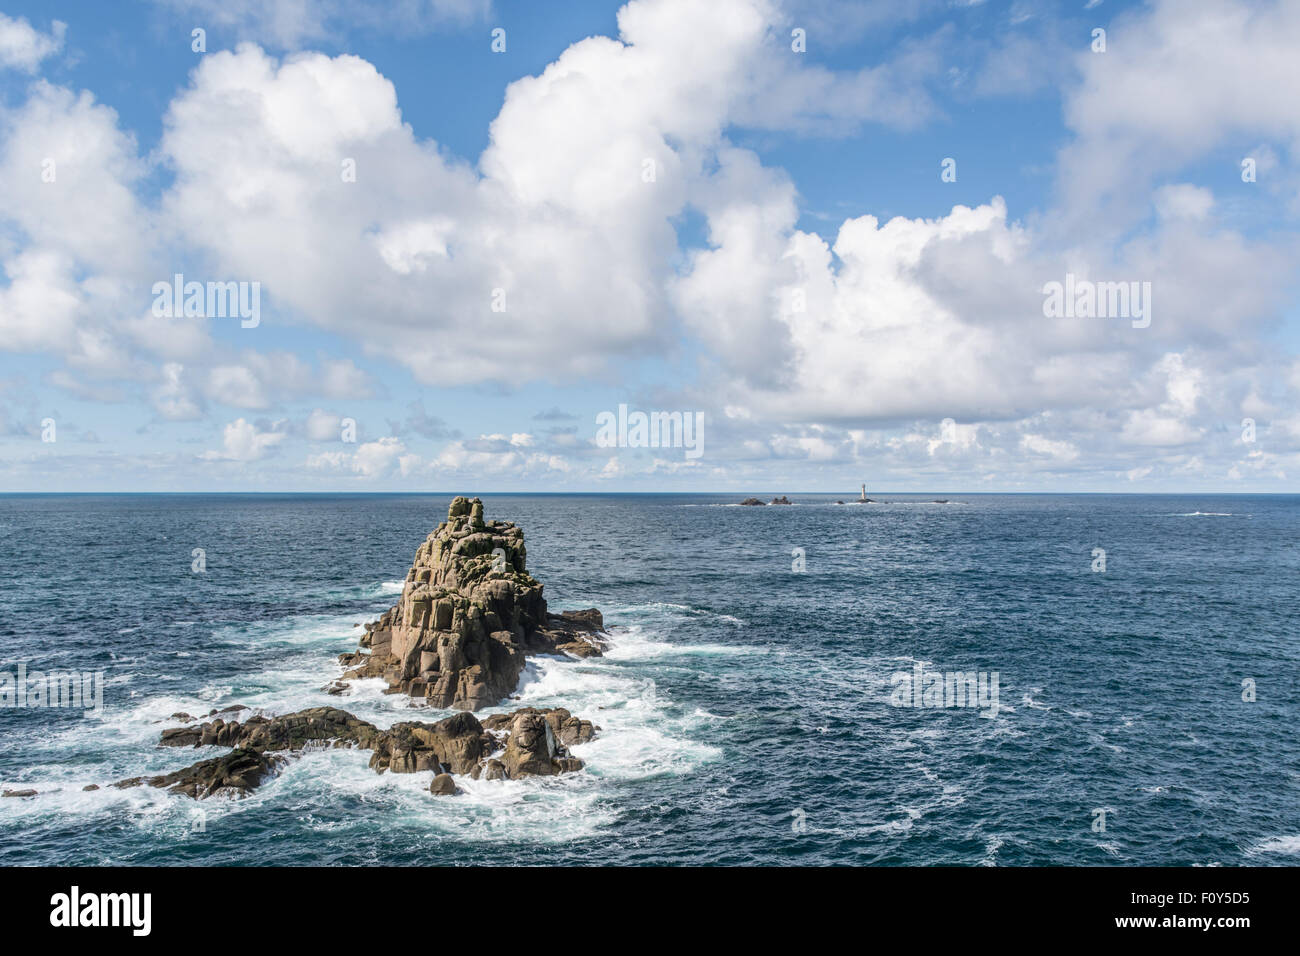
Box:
[341, 497, 606, 711]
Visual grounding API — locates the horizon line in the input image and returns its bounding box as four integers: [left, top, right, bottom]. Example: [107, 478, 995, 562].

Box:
[0, 490, 1296, 497]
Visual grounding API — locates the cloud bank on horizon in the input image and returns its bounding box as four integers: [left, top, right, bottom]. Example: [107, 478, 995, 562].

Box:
[1, 0, 1299, 491]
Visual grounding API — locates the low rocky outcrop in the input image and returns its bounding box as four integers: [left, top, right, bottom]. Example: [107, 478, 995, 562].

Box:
[528, 609, 607, 659]
[368, 710, 490, 775]
[159, 706, 384, 752]
[139, 704, 599, 798]
[149, 748, 286, 799]
[113, 748, 287, 799]
[340, 496, 605, 709]
[739, 497, 765, 506]
[770, 496, 792, 505]
[368, 706, 594, 780]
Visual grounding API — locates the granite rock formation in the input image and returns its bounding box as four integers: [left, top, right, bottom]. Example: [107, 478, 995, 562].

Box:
[158, 706, 384, 751]
[106, 499, 609, 800]
[339, 496, 606, 709]
[136, 704, 599, 798]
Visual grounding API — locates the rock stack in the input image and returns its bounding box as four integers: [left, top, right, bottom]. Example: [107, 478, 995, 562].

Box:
[114, 498, 610, 800]
[339, 496, 605, 710]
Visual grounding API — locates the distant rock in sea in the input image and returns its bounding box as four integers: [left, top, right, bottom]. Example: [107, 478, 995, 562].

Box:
[739, 497, 765, 506]
[769, 496, 792, 505]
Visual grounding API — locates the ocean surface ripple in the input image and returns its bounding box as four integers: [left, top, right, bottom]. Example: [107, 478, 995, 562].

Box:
[0, 492, 1297, 866]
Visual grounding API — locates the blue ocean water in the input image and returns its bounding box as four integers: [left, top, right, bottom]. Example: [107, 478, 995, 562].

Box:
[0, 492, 1297, 866]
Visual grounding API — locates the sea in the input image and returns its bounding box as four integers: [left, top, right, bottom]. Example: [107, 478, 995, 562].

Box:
[0, 492, 1296, 866]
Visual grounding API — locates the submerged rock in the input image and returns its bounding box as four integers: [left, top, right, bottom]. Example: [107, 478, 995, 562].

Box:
[342, 496, 606, 709]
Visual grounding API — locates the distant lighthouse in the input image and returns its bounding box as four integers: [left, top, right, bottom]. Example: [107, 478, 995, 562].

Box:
[859, 483, 868, 502]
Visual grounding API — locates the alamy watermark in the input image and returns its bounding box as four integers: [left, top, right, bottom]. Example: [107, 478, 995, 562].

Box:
[152, 273, 260, 328]
[49, 886, 151, 936]
[1042, 273, 1151, 329]
[1, 664, 104, 717]
[889, 663, 1000, 718]
[595, 404, 704, 460]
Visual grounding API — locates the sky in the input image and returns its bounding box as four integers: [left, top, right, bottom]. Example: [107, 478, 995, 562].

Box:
[1, 0, 1299, 493]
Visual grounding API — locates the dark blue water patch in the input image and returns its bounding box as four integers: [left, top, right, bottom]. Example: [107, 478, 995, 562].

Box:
[0, 493, 1297, 865]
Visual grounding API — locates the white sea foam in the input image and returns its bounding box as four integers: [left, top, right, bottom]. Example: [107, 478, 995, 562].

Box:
[510, 652, 723, 781]
[213, 613, 358, 650]
[0, 596, 720, 844]
[979, 834, 1005, 866]
[598, 623, 757, 662]
[257, 748, 618, 844]
[859, 807, 924, 835]
[0, 776, 183, 826]
[1249, 835, 1300, 855]
[601, 601, 748, 628]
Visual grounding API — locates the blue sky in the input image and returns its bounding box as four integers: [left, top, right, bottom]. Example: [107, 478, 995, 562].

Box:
[1, 0, 1298, 492]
